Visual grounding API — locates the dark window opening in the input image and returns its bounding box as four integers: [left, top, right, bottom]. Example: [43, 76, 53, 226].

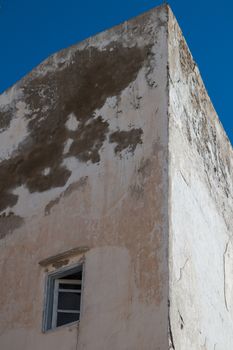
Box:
[43, 264, 83, 331]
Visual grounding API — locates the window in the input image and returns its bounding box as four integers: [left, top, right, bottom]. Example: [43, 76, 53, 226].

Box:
[43, 264, 83, 331]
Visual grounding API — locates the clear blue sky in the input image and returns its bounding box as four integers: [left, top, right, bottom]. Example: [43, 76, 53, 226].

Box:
[0, 0, 232, 143]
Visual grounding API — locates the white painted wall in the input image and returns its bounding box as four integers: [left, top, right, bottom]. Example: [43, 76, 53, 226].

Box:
[168, 8, 233, 350]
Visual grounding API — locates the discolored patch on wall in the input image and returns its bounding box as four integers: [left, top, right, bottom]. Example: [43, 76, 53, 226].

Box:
[129, 184, 145, 200]
[44, 197, 60, 217]
[130, 158, 152, 200]
[0, 42, 151, 214]
[182, 86, 232, 203]
[179, 38, 195, 78]
[45, 176, 88, 216]
[137, 158, 152, 178]
[63, 176, 88, 197]
[109, 128, 143, 155]
[0, 111, 12, 132]
[0, 213, 24, 239]
[0, 191, 18, 213]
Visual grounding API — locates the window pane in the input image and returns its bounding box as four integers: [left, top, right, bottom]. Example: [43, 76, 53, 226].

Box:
[62, 271, 82, 280]
[57, 312, 79, 327]
[59, 283, 81, 290]
[58, 292, 81, 310]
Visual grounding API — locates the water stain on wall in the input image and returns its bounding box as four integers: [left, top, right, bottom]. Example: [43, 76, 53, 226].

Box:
[0, 43, 150, 215]
[0, 213, 24, 239]
[45, 176, 88, 216]
[109, 128, 143, 154]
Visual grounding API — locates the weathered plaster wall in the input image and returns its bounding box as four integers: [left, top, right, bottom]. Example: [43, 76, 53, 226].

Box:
[0, 5, 169, 350]
[168, 8, 233, 350]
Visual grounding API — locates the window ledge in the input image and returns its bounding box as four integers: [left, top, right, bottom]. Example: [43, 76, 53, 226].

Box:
[39, 246, 89, 267]
[42, 320, 80, 334]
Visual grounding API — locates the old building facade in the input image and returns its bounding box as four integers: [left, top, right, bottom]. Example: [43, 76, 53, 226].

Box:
[0, 5, 232, 350]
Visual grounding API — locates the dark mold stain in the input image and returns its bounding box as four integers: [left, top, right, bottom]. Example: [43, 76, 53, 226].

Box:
[0, 43, 150, 213]
[68, 116, 109, 163]
[109, 128, 143, 154]
[0, 110, 13, 132]
[45, 176, 88, 215]
[0, 212, 24, 239]
[0, 191, 18, 213]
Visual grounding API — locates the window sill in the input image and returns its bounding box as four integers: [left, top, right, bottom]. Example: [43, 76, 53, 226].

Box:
[42, 320, 80, 334]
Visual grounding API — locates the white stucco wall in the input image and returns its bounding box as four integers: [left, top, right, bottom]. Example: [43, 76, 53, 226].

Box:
[168, 8, 233, 350]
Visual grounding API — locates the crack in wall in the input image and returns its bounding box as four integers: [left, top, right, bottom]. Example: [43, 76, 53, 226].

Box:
[223, 239, 230, 312]
[168, 314, 175, 349]
[177, 258, 189, 282]
[179, 170, 189, 187]
[168, 300, 176, 350]
[76, 323, 80, 350]
[178, 310, 184, 330]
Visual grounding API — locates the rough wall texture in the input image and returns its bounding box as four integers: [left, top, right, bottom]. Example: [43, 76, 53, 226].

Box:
[0, 5, 169, 350]
[168, 7, 233, 350]
[1, 5, 232, 350]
